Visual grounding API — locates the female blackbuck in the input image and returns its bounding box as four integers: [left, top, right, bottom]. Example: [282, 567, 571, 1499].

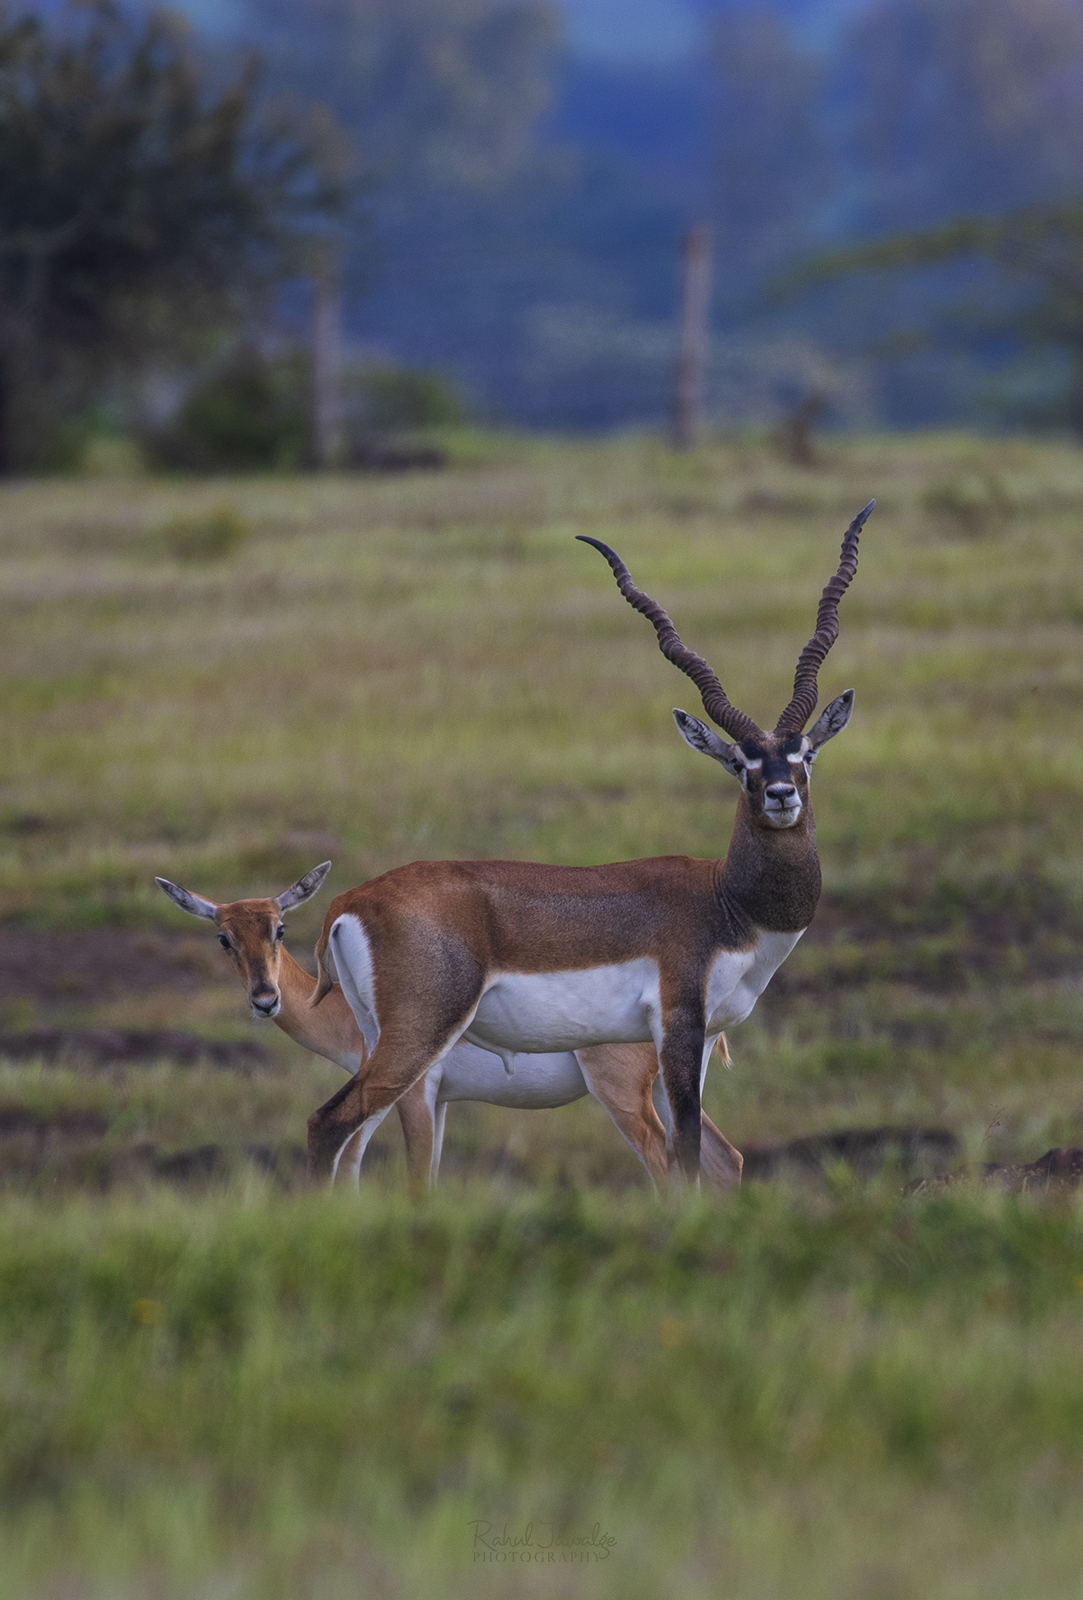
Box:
[154, 866, 743, 1194]
[307, 503, 872, 1185]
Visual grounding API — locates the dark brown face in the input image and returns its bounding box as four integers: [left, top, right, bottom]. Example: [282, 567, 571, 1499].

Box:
[214, 900, 287, 1019]
[730, 732, 811, 831]
[672, 689, 855, 830]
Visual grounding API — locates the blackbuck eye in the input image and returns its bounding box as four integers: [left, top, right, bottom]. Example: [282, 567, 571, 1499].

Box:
[218, 935, 230, 950]
[275, 926, 285, 942]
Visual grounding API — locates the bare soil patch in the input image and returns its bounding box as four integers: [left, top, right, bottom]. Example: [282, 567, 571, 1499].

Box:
[776, 874, 1083, 995]
[741, 1126, 960, 1184]
[0, 927, 222, 1009]
[0, 1028, 270, 1070]
[0, 1128, 307, 1191]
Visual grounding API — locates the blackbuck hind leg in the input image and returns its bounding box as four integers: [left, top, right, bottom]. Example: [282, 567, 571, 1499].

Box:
[307, 1072, 363, 1180]
[576, 1042, 671, 1192]
[395, 1078, 437, 1200]
[307, 1007, 480, 1182]
[335, 1104, 395, 1186]
[429, 1101, 449, 1186]
[308, 1046, 441, 1183]
[328, 1079, 438, 1194]
[309, 930, 484, 1183]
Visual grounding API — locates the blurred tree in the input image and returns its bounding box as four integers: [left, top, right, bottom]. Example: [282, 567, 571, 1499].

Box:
[351, 366, 463, 434]
[147, 346, 311, 471]
[243, 0, 560, 191]
[838, 0, 1083, 232]
[0, 0, 346, 469]
[235, 0, 571, 427]
[749, 0, 1083, 436]
[779, 203, 1083, 437]
[707, 8, 830, 280]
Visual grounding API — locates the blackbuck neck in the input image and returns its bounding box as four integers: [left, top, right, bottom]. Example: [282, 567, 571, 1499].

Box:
[718, 791, 821, 935]
[273, 948, 365, 1073]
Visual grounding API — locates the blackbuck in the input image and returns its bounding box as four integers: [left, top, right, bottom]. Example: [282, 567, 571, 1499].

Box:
[307, 502, 872, 1185]
[155, 865, 743, 1195]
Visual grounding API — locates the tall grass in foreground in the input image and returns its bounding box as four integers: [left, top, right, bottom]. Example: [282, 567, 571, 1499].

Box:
[3, 1182, 1083, 1599]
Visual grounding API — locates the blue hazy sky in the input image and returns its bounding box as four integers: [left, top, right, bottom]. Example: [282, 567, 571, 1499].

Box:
[567, 0, 698, 59]
[175, 0, 866, 62]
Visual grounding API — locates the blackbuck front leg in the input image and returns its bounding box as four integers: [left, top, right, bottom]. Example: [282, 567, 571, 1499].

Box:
[650, 1077, 743, 1191]
[657, 997, 709, 1182]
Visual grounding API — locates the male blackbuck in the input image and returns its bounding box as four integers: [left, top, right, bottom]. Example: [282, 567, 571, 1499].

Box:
[307, 503, 872, 1185]
[154, 865, 743, 1195]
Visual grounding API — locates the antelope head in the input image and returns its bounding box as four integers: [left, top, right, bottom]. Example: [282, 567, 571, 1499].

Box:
[578, 501, 872, 832]
[155, 862, 332, 1019]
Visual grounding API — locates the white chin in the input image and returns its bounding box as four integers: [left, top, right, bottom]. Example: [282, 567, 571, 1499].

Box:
[252, 1005, 280, 1020]
[764, 807, 801, 829]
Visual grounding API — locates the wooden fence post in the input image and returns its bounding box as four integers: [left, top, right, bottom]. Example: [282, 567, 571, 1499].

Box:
[313, 242, 345, 468]
[672, 224, 713, 452]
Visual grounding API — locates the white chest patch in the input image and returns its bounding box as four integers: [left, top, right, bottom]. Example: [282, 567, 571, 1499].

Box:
[465, 958, 661, 1055]
[435, 1040, 587, 1109]
[704, 928, 805, 1031]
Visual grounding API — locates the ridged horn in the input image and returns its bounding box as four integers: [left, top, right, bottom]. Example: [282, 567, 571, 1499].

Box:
[773, 501, 874, 735]
[577, 535, 764, 744]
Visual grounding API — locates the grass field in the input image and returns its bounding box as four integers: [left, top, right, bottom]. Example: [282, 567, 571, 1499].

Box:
[4, 432, 1083, 1594]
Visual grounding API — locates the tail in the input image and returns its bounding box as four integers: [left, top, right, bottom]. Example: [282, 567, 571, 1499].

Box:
[310, 925, 335, 1009]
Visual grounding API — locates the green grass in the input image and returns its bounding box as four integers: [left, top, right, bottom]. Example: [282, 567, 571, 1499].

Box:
[6, 430, 1083, 926]
[6, 1182, 1083, 1599]
[5, 432, 1083, 1592]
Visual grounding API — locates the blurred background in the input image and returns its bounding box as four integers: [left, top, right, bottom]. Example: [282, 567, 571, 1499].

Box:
[8, 0, 1083, 469]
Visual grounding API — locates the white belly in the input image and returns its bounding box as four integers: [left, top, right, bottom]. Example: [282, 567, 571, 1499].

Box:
[464, 958, 660, 1054]
[704, 929, 804, 1031]
[435, 1040, 587, 1108]
[329, 911, 800, 1066]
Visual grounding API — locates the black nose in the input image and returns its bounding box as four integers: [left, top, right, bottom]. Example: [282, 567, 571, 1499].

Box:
[766, 783, 797, 802]
[251, 992, 277, 1012]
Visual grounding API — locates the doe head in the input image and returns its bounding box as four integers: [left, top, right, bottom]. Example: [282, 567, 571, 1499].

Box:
[155, 861, 332, 1020]
[578, 500, 871, 832]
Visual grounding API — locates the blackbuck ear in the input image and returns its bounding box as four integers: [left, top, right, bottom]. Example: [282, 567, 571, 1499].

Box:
[277, 860, 332, 913]
[806, 690, 854, 760]
[155, 877, 217, 920]
[673, 710, 744, 777]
